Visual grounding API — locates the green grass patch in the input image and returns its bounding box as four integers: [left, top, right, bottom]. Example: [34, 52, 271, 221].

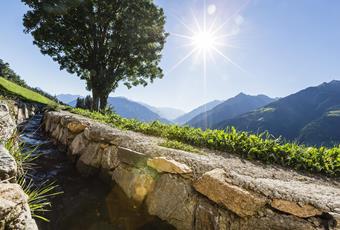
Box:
[159, 139, 203, 154]
[0, 77, 57, 106]
[70, 108, 340, 177]
[18, 177, 63, 222]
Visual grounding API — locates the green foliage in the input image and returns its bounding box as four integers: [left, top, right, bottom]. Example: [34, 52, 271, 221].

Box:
[71, 108, 340, 177]
[4, 133, 40, 175]
[18, 177, 63, 222]
[159, 139, 203, 154]
[0, 77, 58, 106]
[75, 96, 93, 110]
[5, 133, 62, 222]
[23, 0, 168, 110]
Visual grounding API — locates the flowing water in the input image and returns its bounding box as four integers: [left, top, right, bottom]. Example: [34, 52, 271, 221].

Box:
[20, 114, 175, 230]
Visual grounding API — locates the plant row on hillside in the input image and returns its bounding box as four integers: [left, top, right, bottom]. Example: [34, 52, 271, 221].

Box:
[70, 108, 340, 177]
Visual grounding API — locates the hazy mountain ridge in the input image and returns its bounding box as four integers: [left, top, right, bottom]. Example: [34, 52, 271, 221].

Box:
[174, 100, 222, 125]
[187, 93, 276, 129]
[140, 103, 185, 121]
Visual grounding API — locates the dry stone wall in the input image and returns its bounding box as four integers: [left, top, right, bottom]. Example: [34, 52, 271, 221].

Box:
[43, 110, 340, 230]
[0, 100, 39, 230]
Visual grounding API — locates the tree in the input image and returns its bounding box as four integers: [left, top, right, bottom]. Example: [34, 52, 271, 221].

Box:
[22, 0, 168, 111]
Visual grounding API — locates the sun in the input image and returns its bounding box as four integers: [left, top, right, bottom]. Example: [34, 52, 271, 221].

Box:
[192, 31, 216, 51]
[167, 0, 249, 75]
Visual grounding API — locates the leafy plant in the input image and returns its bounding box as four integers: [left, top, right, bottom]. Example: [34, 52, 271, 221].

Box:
[5, 132, 62, 222]
[18, 176, 63, 222]
[4, 132, 40, 175]
[71, 108, 340, 177]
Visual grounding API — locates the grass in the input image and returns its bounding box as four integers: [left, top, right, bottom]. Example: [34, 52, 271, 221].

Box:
[18, 177, 63, 222]
[0, 77, 58, 106]
[70, 108, 340, 177]
[159, 139, 203, 154]
[4, 132, 40, 175]
[4, 132, 62, 222]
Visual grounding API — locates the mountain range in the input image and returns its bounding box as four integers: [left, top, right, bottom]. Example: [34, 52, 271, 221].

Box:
[57, 80, 340, 146]
[215, 80, 340, 146]
[186, 93, 276, 129]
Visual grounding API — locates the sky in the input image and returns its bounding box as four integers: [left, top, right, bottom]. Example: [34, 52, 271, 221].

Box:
[0, 0, 339, 112]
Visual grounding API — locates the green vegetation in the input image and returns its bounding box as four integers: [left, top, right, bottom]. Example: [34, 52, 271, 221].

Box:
[159, 139, 203, 154]
[0, 77, 58, 106]
[18, 177, 62, 222]
[5, 133, 62, 222]
[70, 108, 340, 177]
[4, 133, 39, 175]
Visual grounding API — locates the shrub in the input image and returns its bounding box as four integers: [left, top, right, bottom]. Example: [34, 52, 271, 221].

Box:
[71, 108, 340, 177]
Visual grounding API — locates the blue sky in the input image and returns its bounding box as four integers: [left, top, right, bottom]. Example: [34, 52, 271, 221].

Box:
[0, 0, 339, 111]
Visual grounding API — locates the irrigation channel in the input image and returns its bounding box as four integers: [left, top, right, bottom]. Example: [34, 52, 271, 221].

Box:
[19, 114, 175, 230]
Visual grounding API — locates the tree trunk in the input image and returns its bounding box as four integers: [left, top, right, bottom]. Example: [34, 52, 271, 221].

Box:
[99, 93, 109, 111]
[92, 89, 100, 111]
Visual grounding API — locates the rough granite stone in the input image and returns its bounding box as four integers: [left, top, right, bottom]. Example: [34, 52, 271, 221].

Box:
[146, 174, 196, 230]
[0, 183, 37, 230]
[0, 145, 17, 181]
[113, 164, 156, 203]
[117, 147, 149, 167]
[271, 199, 322, 218]
[147, 157, 192, 175]
[193, 168, 267, 217]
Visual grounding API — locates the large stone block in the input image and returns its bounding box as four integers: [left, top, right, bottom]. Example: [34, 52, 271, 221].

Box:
[69, 133, 90, 156]
[84, 123, 132, 146]
[113, 164, 156, 203]
[194, 198, 220, 230]
[193, 168, 266, 217]
[60, 116, 89, 134]
[147, 157, 192, 175]
[0, 145, 17, 181]
[146, 174, 196, 230]
[117, 147, 148, 167]
[271, 199, 322, 218]
[76, 142, 102, 176]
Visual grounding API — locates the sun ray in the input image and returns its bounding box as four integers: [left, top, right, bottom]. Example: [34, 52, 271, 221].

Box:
[169, 12, 196, 34]
[171, 33, 193, 40]
[212, 46, 247, 73]
[165, 47, 198, 75]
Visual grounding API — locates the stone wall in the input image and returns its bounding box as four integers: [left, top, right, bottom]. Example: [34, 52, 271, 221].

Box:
[0, 100, 39, 230]
[43, 110, 340, 230]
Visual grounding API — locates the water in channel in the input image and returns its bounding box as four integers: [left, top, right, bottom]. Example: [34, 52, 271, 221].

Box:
[20, 114, 175, 230]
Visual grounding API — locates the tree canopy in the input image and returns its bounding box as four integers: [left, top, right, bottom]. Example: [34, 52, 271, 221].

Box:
[22, 0, 168, 110]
